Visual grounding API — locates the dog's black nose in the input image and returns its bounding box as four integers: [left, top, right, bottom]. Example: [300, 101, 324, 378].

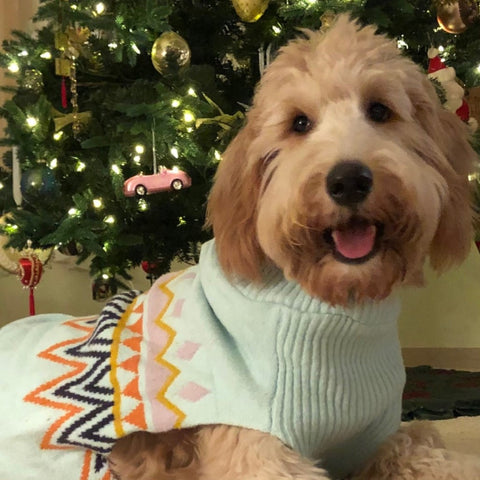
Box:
[326, 161, 373, 207]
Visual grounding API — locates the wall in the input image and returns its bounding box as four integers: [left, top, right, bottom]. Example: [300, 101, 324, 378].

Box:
[399, 245, 480, 349]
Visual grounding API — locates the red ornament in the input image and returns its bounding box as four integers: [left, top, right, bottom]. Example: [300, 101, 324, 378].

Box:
[18, 255, 43, 315]
[456, 99, 470, 122]
[61, 77, 68, 109]
[141, 260, 159, 274]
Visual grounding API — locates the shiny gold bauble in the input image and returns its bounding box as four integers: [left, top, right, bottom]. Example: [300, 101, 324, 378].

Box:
[437, 0, 478, 34]
[232, 0, 269, 22]
[151, 31, 191, 75]
[22, 69, 44, 92]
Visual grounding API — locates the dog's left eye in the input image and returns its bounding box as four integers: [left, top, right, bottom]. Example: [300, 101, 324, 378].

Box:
[292, 115, 312, 133]
[367, 102, 392, 123]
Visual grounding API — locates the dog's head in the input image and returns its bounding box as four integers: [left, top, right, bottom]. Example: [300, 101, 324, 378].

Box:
[207, 15, 476, 306]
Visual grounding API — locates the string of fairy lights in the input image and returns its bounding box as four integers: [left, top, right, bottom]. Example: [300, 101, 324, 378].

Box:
[1, 0, 224, 249]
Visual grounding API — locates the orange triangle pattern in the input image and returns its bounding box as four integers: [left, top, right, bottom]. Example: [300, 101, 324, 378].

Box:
[119, 354, 140, 373]
[123, 403, 147, 430]
[127, 317, 143, 336]
[111, 294, 148, 438]
[122, 377, 141, 400]
[123, 336, 142, 353]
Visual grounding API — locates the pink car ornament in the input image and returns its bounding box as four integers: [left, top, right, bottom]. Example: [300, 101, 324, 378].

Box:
[123, 166, 192, 197]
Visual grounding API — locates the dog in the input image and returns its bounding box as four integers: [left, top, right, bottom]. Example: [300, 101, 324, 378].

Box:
[1, 14, 479, 480]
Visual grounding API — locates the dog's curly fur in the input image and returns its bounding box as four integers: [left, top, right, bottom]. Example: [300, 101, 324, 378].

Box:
[108, 15, 480, 479]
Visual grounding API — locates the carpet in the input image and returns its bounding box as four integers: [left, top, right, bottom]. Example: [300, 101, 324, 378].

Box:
[402, 365, 480, 421]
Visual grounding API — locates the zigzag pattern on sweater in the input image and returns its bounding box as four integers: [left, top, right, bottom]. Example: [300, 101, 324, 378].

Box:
[24, 289, 140, 477]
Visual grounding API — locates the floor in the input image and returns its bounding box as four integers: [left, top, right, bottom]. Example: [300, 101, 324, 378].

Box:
[433, 416, 480, 455]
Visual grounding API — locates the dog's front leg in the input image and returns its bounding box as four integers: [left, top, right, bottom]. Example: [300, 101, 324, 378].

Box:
[351, 421, 480, 480]
[197, 425, 331, 480]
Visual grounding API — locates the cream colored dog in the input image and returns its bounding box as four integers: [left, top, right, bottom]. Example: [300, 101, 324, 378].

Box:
[108, 15, 480, 480]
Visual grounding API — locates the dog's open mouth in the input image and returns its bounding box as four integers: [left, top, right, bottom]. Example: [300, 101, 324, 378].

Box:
[324, 218, 383, 264]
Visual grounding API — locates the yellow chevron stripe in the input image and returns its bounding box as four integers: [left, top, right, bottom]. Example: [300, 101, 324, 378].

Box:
[154, 272, 186, 428]
[110, 296, 140, 437]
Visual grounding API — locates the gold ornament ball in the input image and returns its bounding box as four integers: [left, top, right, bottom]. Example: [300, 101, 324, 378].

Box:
[22, 69, 44, 92]
[437, 0, 478, 34]
[151, 31, 191, 75]
[232, 0, 269, 22]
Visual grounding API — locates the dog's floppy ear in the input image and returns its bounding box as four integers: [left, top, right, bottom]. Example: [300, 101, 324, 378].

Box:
[206, 121, 265, 281]
[427, 105, 476, 272]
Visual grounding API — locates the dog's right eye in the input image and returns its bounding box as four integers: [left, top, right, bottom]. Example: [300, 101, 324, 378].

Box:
[292, 115, 312, 133]
[367, 102, 392, 123]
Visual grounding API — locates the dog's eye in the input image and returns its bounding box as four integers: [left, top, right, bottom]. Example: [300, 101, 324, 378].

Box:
[367, 102, 392, 123]
[292, 115, 312, 133]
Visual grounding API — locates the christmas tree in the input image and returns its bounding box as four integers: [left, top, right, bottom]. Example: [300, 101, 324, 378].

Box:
[1, 0, 479, 293]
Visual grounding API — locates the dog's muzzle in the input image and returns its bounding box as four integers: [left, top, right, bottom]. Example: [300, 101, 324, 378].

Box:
[325, 161, 379, 263]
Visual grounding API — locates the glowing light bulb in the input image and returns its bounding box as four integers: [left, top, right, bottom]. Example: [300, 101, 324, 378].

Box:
[133, 155, 141, 164]
[183, 111, 195, 123]
[40, 51, 52, 59]
[108, 42, 118, 49]
[138, 198, 148, 211]
[131, 43, 140, 54]
[95, 2, 106, 14]
[187, 87, 196, 97]
[111, 164, 121, 174]
[170, 147, 179, 158]
[102, 273, 109, 280]
[26, 116, 38, 128]
[53, 131, 63, 141]
[135, 144, 145, 154]
[0, 182, 4, 190]
[272, 25, 282, 35]
[68, 207, 79, 216]
[8, 62, 19, 73]
[171, 99, 180, 108]
[76, 161, 86, 172]
[49, 158, 58, 169]
[214, 150, 221, 161]
[438, 45, 445, 53]
[93, 198, 102, 208]
[5, 223, 18, 233]
[18, 50, 28, 57]
[104, 215, 115, 224]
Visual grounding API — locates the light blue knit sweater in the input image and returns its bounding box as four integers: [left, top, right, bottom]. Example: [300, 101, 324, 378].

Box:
[160, 240, 406, 478]
[0, 239, 405, 480]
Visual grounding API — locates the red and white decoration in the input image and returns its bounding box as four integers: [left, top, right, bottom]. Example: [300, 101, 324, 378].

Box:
[427, 47, 478, 132]
[18, 253, 43, 315]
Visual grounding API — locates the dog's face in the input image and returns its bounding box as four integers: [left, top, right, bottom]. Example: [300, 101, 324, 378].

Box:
[207, 15, 476, 306]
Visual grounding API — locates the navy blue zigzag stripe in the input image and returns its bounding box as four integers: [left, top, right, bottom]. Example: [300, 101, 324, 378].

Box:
[50, 289, 141, 453]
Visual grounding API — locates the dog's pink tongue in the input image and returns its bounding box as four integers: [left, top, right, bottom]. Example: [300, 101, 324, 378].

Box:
[332, 224, 376, 259]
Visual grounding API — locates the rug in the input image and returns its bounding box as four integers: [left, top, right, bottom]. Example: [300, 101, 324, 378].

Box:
[402, 366, 480, 421]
